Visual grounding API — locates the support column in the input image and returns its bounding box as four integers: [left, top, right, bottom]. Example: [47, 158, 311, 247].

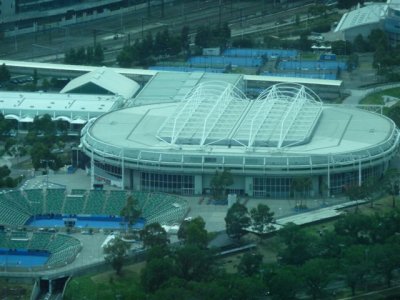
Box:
[132, 171, 141, 191]
[327, 156, 331, 198]
[311, 176, 318, 198]
[194, 175, 202, 195]
[245, 176, 253, 197]
[90, 150, 94, 189]
[121, 149, 125, 190]
[358, 158, 362, 187]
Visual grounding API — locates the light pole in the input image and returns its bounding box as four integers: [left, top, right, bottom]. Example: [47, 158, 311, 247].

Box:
[40, 159, 54, 188]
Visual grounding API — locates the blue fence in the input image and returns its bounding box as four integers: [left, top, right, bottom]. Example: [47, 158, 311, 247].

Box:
[223, 48, 298, 59]
[279, 60, 347, 71]
[188, 56, 263, 67]
[264, 72, 337, 80]
[149, 66, 225, 73]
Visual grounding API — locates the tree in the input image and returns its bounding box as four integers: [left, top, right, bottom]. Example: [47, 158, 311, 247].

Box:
[331, 40, 352, 56]
[181, 25, 190, 53]
[338, 0, 362, 9]
[120, 195, 141, 236]
[210, 169, 233, 200]
[368, 29, 388, 52]
[301, 258, 333, 300]
[117, 46, 133, 67]
[237, 252, 263, 277]
[0, 63, 10, 82]
[267, 265, 300, 300]
[93, 43, 104, 65]
[195, 25, 212, 48]
[141, 257, 176, 292]
[353, 34, 369, 53]
[177, 216, 208, 248]
[103, 236, 130, 275]
[342, 245, 372, 296]
[298, 33, 311, 52]
[362, 176, 379, 208]
[140, 222, 169, 249]
[387, 105, 400, 127]
[383, 168, 400, 208]
[291, 176, 312, 208]
[370, 242, 400, 288]
[308, 4, 327, 17]
[250, 203, 275, 233]
[225, 202, 250, 240]
[334, 213, 374, 244]
[278, 223, 317, 265]
[174, 244, 215, 281]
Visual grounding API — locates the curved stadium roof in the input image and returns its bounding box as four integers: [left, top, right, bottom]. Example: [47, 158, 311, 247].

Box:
[157, 82, 322, 148]
[82, 82, 399, 172]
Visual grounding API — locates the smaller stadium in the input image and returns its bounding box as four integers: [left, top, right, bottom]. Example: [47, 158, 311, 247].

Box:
[0, 188, 189, 270]
[0, 232, 81, 270]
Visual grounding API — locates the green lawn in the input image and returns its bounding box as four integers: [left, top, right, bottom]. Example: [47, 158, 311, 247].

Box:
[360, 87, 400, 105]
[64, 269, 145, 300]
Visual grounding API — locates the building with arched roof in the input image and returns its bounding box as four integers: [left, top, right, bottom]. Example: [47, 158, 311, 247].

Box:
[81, 82, 399, 198]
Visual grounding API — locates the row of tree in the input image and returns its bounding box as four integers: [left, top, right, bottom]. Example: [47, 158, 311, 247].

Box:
[101, 198, 400, 299]
[64, 44, 104, 66]
[116, 23, 231, 67]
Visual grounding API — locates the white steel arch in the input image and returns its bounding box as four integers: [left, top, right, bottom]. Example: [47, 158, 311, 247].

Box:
[157, 81, 247, 146]
[157, 82, 323, 148]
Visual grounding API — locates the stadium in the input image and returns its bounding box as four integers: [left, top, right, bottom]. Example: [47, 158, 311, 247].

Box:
[0, 188, 189, 271]
[81, 82, 400, 198]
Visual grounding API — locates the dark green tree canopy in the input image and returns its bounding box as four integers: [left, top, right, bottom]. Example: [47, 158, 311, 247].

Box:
[120, 195, 141, 229]
[237, 252, 263, 277]
[210, 169, 233, 200]
[0, 63, 10, 82]
[250, 203, 275, 233]
[177, 216, 208, 248]
[103, 236, 130, 275]
[225, 202, 250, 240]
[140, 222, 169, 249]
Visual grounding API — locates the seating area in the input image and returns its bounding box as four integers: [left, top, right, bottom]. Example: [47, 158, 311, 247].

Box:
[28, 232, 52, 250]
[64, 195, 86, 215]
[0, 232, 81, 268]
[84, 190, 106, 215]
[45, 189, 66, 214]
[24, 189, 45, 215]
[104, 190, 128, 215]
[0, 188, 189, 228]
[0, 193, 31, 226]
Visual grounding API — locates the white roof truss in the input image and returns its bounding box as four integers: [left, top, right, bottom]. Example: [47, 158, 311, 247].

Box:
[157, 83, 322, 149]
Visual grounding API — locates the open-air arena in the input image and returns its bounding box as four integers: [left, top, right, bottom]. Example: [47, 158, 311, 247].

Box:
[0, 51, 399, 297]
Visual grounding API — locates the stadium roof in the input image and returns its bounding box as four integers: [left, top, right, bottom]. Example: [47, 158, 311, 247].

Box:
[157, 82, 322, 148]
[0, 91, 121, 123]
[85, 83, 395, 163]
[0, 60, 342, 90]
[0, 60, 157, 77]
[132, 72, 243, 106]
[243, 75, 342, 87]
[334, 3, 387, 32]
[60, 67, 140, 99]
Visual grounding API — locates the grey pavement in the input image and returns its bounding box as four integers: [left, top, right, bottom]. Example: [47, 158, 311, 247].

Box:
[343, 83, 400, 105]
[186, 195, 348, 232]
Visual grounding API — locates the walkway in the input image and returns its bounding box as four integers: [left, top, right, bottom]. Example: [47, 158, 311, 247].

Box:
[343, 83, 400, 105]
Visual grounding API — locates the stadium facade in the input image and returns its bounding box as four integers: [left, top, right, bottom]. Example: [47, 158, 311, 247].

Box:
[81, 82, 400, 199]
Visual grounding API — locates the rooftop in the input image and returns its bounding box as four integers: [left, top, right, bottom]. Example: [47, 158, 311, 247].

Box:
[60, 67, 140, 99]
[335, 3, 388, 32]
[0, 92, 121, 123]
[87, 83, 394, 157]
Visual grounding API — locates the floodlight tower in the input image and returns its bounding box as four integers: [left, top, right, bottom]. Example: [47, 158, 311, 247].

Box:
[40, 159, 55, 188]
